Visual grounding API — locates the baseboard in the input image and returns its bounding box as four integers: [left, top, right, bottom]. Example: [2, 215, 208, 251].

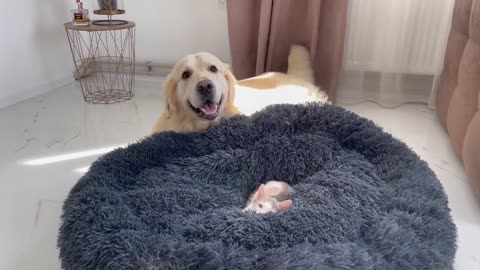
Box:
[135, 62, 173, 76]
[0, 62, 170, 109]
[0, 75, 74, 109]
[73, 60, 173, 79]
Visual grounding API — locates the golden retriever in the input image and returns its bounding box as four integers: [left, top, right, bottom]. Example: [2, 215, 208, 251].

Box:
[152, 45, 327, 133]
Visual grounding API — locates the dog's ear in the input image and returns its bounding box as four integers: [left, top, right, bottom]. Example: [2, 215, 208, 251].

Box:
[161, 75, 177, 118]
[223, 64, 237, 108]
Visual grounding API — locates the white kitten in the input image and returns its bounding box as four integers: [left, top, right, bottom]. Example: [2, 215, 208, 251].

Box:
[243, 181, 293, 214]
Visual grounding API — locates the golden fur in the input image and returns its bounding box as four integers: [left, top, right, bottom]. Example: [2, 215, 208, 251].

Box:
[152, 46, 327, 134]
[152, 53, 239, 133]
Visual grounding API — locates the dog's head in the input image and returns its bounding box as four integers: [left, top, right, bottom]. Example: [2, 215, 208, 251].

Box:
[162, 52, 236, 122]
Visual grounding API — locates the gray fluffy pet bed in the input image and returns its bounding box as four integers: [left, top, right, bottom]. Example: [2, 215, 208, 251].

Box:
[58, 104, 457, 269]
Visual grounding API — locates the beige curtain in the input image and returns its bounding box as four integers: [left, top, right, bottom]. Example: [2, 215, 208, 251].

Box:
[338, 0, 453, 108]
[226, 0, 348, 101]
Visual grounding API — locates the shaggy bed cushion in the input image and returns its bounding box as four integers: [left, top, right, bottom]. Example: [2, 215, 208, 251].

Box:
[58, 104, 457, 270]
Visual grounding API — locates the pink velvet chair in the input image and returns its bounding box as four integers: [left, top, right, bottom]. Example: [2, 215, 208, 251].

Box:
[437, 0, 480, 196]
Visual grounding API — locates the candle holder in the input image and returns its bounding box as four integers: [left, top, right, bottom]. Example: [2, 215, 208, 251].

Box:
[93, 0, 127, 26]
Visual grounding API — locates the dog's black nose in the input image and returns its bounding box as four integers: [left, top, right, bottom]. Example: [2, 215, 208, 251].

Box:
[196, 79, 215, 96]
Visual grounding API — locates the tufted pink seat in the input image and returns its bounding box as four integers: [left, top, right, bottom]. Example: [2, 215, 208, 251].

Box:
[437, 0, 480, 196]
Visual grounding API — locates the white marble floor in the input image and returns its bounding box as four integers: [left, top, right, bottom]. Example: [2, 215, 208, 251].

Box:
[1, 76, 479, 269]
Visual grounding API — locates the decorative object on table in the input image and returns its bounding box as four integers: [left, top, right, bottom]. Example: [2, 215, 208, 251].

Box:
[64, 21, 135, 104]
[71, 0, 89, 26]
[58, 104, 457, 269]
[93, 0, 127, 26]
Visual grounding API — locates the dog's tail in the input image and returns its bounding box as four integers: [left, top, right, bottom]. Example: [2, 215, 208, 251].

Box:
[287, 45, 315, 84]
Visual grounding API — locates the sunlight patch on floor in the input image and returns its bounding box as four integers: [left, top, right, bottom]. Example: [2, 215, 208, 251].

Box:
[234, 85, 318, 116]
[20, 145, 125, 166]
[73, 166, 90, 174]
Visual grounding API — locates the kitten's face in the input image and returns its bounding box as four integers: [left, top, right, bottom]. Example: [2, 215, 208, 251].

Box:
[254, 198, 276, 214]
[243, 183, 293, 214]
[249, 198, 292, 214]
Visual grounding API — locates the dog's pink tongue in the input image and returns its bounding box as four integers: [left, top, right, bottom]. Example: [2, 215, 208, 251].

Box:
[201, 101, 217, 115]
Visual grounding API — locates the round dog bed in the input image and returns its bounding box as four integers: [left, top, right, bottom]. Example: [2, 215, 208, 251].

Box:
[58, 104, 457, 269]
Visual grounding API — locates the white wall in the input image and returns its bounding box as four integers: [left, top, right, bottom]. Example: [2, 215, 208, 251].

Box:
[0, 0, 231, 108]
[98, 0, 232, 65]
[0, 0, 74, 108]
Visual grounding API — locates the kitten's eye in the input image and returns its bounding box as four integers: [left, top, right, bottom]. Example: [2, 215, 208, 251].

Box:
[209, 65, 218, 73]
[258, 204, 263, 208]
[182, 71, 191, 80]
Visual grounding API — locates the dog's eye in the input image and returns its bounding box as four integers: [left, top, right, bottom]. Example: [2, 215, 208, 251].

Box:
[182, 71, 191, 80]
[209, 65, 218, 73]
[258, 204, 263, 208]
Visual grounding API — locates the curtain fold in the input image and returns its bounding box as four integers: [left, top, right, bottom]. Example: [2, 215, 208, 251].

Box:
[226, 0, 348, 102]
[338, 0, 454, 107]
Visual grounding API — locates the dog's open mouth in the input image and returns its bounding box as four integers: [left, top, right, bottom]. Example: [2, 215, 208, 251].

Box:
[188, 96, 223, 121]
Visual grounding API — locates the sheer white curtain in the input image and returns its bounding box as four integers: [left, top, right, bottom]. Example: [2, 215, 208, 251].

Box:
[337, 0, 454, 108]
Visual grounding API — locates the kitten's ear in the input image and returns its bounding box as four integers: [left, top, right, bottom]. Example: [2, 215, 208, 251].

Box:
[278, 200, 293, 210]
[257, 184, 265, 199]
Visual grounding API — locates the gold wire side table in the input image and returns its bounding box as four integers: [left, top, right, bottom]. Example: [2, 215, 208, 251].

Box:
[64, 21, 135, 104]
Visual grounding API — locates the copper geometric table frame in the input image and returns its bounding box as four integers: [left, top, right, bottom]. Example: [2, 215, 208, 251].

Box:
[64, 21, 135, 104]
